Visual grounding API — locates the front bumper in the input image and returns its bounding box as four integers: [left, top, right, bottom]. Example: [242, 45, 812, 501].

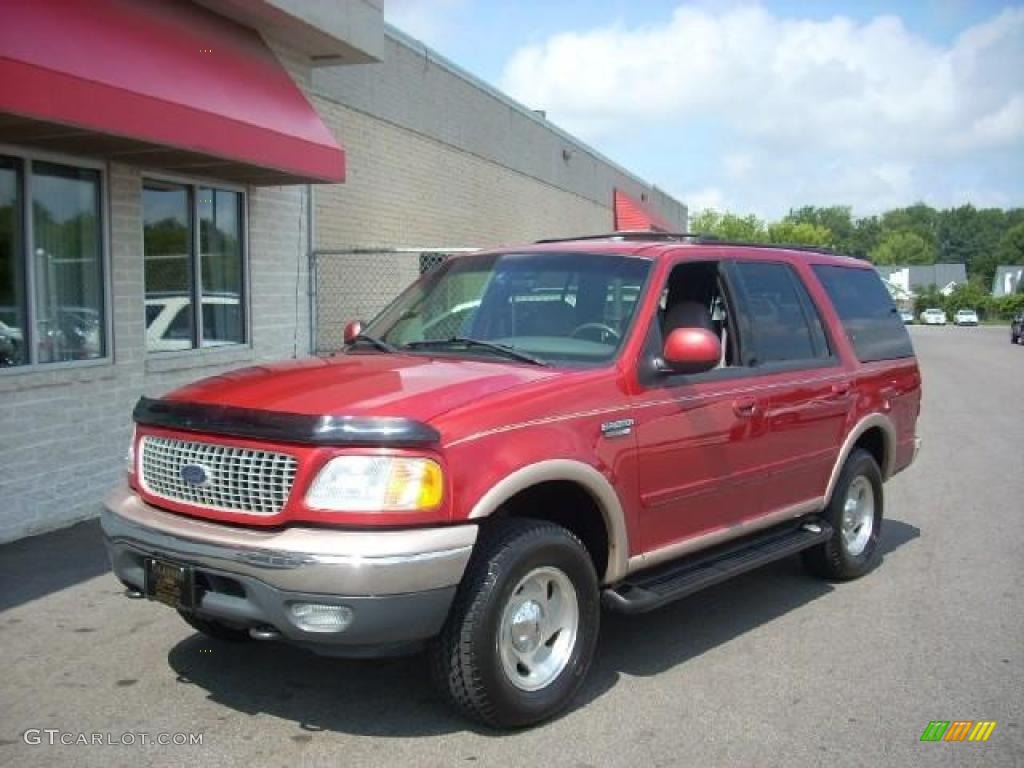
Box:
[102, 485, 476, 656]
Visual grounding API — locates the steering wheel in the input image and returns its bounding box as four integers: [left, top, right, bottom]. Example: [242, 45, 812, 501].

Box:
[569, 322, 621, 343]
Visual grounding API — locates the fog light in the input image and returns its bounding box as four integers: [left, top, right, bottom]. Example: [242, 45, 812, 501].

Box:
[288, 603, 354, 633]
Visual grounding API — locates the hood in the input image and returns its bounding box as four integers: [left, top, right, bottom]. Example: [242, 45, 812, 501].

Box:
[165, 352, 561, 424]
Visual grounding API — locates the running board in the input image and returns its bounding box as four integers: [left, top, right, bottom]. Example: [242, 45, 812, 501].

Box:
[602, 520, 833, 614]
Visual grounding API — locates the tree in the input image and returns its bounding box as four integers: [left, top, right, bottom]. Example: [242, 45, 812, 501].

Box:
[869, 230, 936, 266]
[881, 204, 939, 250]
[849, 215, 883, 259]
[766, 220, 832, 246]
[936, 204, 1006, 282]
[997, 222, 1024, 266]
[784, 206, 853, 250]
[689, 210, 766, 241]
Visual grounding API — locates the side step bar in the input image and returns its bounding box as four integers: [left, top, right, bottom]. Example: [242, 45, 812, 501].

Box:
[602, 520, 833, 614]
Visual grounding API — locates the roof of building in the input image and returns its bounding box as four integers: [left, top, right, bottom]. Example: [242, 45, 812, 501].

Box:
[875, 263, 967, 291]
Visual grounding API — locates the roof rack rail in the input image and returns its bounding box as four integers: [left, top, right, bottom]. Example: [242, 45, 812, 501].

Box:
[534, 230, 856, 258]
[534, 231, 703, 244]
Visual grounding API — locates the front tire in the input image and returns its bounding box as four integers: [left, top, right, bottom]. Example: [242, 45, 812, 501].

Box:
[803, 448, 883, 581]
[429, 519, 600, 728]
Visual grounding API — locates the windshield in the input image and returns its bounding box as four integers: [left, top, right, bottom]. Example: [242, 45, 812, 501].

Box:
[361, 251, 651, 366]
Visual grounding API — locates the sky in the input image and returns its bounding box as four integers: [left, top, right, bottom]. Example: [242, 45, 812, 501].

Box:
[383, 0, 1024, 220]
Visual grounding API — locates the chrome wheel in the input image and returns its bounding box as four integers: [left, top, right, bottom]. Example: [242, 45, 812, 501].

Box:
[842, 475, 875, 556]
[498, 566, 579, 692]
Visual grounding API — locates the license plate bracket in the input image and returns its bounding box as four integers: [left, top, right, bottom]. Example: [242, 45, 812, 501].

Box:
[144, 558, 194, 610]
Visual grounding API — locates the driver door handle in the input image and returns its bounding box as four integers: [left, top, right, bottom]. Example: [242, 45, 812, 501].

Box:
[732, 396, 757, 417]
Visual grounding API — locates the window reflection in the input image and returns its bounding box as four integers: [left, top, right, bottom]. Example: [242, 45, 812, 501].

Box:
[199, 188, 243, 346]
[143, 182, 193, 352]
[32, 162, 104, 363]
[0, 158, 26, 367]
[143, 182, 245, 352]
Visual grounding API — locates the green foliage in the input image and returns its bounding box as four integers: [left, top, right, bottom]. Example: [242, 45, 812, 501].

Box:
[944, 279, 989, 312]
[690, 210, 766, 241]
[766, 219, 832, 246]
[880, 204, 939, 250]
[869, 230, 935, 265]
[997, 222, 1024, 266]
[784, 206, 853, 248]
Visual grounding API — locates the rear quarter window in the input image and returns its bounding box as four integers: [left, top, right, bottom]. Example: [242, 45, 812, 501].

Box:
[812, 265, 914, 362]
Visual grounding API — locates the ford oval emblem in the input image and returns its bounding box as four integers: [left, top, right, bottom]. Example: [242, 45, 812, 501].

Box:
[180, 463, 210, 487]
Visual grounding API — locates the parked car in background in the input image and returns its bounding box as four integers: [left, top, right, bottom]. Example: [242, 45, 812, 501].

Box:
[1011, 312, 1024, 344]
[900, 310, 915, 324]
[104, 234, 922, 727]
[0, 319, 23, 366]
[920, 308, 947, 325]
[953, 308, 979, 326]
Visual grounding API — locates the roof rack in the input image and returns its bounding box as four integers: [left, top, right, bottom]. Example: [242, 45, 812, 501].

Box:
[534, 230, 854, 258]
[534, 231, 703, 244]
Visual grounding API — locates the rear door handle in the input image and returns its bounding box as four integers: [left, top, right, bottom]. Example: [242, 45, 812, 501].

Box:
[830, 381, 851, 398]
[732, 397, 757, 417]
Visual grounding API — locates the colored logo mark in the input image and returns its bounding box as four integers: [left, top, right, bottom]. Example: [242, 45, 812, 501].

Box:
[920, 721, 997, 742]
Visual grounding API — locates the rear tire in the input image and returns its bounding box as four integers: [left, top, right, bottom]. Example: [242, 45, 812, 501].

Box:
[803, 448, 883, 581]
[428, 519, 600, 728]
[178, 610, 251, 642]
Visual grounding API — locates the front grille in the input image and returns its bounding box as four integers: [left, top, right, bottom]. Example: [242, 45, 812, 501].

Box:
[139, 436, 298, 515]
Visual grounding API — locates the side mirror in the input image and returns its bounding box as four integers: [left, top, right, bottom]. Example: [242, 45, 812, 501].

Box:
[661, 327, 721, 374]
[343, 320, 362, 345]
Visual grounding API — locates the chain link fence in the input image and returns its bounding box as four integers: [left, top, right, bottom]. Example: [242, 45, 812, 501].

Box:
[312, 247, 477, 354]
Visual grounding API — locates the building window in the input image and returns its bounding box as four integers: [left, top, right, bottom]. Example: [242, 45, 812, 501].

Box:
[143, 180, 245, 352]
[0, 154, 106, 369]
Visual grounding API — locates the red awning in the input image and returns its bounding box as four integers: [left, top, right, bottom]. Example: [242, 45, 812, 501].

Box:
[613, 189, 670, 232]
[0, 0, 344, 185]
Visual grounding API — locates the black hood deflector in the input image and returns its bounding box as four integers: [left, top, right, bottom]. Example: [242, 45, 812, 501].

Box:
[133, 397, 440, 447]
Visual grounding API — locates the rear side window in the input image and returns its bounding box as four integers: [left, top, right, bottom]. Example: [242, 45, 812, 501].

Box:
[730, 261, 831, 366]
[812, 265, 914, 362]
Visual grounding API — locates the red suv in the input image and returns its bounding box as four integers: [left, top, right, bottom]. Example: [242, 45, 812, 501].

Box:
[104, 233, 921, 727]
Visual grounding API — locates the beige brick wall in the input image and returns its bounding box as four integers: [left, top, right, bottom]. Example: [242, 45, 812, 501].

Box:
[313, 98, 612, 250]
[313, 27, 687, 230]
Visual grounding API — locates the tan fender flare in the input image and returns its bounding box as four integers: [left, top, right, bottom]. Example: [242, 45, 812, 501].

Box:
[468, 459, 629, 584]
[825, 413, 897, 503]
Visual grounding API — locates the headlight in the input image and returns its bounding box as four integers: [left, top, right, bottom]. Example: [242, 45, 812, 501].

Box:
[305, 456, 443, 512]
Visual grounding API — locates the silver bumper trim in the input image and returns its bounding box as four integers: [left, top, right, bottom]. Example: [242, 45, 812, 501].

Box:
[102, 484, 476, 595]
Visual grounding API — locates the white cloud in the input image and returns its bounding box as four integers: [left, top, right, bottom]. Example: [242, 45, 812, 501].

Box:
[500, 4, 1024, 216]
[684, 186, 729, 213]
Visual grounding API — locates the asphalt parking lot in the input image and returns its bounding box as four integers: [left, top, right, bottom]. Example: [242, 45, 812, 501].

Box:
[1, 324, 1021, 768]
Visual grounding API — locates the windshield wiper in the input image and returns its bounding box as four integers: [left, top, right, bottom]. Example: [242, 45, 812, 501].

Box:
[346, 333, 398, 353]
[404, 337, 549, 366]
